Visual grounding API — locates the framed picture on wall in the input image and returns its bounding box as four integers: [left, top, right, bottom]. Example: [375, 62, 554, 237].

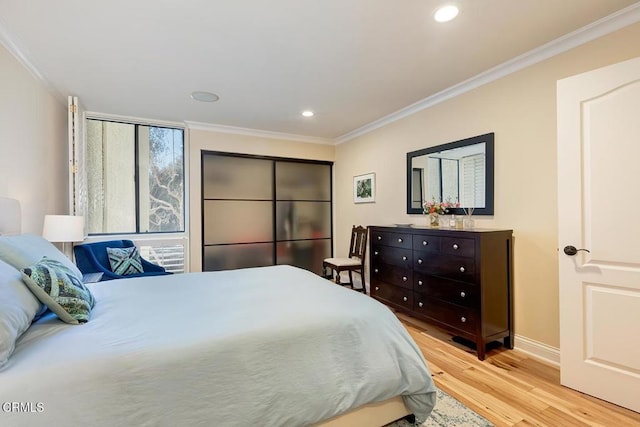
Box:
[353, 172, 375, 203]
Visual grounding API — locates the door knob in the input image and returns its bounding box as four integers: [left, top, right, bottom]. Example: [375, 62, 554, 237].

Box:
[563, 245, 591, 256]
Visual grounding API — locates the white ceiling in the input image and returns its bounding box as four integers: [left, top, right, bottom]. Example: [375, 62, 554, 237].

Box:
[1, 0, 639, 141]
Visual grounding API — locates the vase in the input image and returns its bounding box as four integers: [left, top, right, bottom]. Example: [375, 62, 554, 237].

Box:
[429, 213, 440, 227]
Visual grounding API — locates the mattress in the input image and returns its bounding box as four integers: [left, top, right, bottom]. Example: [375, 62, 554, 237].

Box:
[0, 265, 436, 426]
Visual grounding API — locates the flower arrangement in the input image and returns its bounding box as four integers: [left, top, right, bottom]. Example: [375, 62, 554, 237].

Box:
[422, 198, 457, 215]
[423, 198, 459, 227]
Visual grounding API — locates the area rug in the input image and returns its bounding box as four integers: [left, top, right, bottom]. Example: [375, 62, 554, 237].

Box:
[386, 389, 493, 427]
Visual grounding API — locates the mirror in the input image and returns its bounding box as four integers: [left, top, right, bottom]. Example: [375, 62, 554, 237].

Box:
[406, 133, 494, 215]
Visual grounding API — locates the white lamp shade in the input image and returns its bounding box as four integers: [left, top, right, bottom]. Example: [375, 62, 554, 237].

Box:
[42, 215, 85, 242]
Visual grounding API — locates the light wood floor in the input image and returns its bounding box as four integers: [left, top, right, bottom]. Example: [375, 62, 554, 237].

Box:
[397, 313, 640, 427]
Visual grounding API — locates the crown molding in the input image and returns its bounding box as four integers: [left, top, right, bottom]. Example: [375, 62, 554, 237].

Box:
[0, 17, 66, 105]
[185, 121, 334, 145]
[335, 2, 640, 144]
[85, 111, 185, 129]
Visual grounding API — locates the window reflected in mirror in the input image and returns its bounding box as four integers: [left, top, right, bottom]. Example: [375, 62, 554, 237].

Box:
[407, 133, 494, 215]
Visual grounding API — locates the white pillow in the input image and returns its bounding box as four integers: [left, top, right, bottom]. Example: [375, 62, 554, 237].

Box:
[0, 233, 82, 278]
[0, 259, 41, 370]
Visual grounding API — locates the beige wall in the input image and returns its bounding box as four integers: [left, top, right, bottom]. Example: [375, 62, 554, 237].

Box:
[334, 23, 640, 349]
[188, 128, 335, 271]
[0, 44, 67, 234]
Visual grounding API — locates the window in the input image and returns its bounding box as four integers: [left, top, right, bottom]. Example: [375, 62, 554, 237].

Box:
[460, 153, 485, 207]
[85, 120, 185, 235]
[83, 119, 187, 273]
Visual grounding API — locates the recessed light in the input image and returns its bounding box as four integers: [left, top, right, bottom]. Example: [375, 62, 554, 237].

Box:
[191, 91, 220, 102]
[434, 5, 459, 23]
[302, 110, 314, 117]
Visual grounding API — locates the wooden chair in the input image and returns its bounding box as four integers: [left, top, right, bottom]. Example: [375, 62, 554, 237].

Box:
[322, 225, 368, 293]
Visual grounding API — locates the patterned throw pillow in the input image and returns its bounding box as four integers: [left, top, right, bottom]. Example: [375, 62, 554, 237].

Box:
[20, 257, 96, 325]
[107, 246, 144, 275]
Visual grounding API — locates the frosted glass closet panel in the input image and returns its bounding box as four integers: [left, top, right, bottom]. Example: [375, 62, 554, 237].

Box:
[274, 161, 332, 274]
[203, 200, 273, 245]
[275, 162, 331, 201]
[275, 201, 331, 241]
[204, 243, 273, 271]
[276, 240, 331, 274]
[202, 152, 332, 273]
[202, 155, 272, 200]
[202, 154, 274, 271]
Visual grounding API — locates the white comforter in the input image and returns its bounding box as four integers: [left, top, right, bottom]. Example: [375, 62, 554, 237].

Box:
[0, 265, 436, 426]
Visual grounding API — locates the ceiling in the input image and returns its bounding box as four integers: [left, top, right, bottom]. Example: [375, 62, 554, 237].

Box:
[1, 0, 638, 141]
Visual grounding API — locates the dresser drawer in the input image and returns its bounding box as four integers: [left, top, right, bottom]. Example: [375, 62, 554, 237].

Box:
[413, 273, 478, 307]
[441, 237, 475, 258]
[371, 282, 413, 310]
[371, 263, 413, 290]
[371, 230, 412, 249]
[368, 226, 514, 361]
[412, 234, 441, 252]
[371, 245, 412, 269]
[414, 253, 475, 280]
[413, 299, 478, 334]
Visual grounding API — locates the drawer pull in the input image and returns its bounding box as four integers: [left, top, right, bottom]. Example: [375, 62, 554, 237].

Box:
[461, 316, 467, 323]
[402, 276, 407, 281]
[374, 268, 379, 273]
[459, 266, 465, 273]
[417, 259, 423, 264]
[453, 243, 459, 250]
[377, 236, 382, 240]
[403, 296, 408, 302]
[375, 286, 380, 291]
[418, 302, 423, 308]
[422, 240, 428, 246]
[460, 291, 466, 298]
[418, 280, 423, 286]
[402, 256, 407, 261]
[374, 251, 379, 255]
[397, 238, 403, 243]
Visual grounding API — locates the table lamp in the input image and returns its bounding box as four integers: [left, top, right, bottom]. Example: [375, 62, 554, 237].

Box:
[42, 215, 85, 259]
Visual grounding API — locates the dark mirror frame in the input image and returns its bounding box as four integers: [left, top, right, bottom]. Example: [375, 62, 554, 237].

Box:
[406, 132, 494, 215]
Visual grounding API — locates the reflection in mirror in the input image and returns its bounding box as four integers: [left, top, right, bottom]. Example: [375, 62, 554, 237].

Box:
[407, 133, 494, 215]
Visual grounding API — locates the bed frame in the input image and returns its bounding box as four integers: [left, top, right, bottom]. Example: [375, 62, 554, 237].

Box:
[316, 396, 410, 426]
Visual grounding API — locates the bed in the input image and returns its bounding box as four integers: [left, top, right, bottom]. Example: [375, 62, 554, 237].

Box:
[0, 198, 436, 427]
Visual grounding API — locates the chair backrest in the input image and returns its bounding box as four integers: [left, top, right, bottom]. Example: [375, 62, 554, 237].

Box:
[74, 240, 135, 273]
[348, 225, 368, 264]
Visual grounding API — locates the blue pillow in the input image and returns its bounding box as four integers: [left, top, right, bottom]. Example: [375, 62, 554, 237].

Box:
[21, 257, 95, 325]
[107, 246, 144, 275]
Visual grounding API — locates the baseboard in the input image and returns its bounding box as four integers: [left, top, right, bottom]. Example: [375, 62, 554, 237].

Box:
[514, 334, 560, 367]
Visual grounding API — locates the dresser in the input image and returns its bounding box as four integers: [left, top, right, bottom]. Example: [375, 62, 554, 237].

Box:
[369, 225, 513, 360]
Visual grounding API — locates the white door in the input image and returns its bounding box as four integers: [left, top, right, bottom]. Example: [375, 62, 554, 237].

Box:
[557, 56, 640, 412]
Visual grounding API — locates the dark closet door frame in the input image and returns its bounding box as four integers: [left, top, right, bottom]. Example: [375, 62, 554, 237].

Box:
[200, 150, 334, 270]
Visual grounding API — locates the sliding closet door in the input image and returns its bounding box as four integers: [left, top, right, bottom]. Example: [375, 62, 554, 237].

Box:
[275, 161, 332, 274]
[202, 152, 332, 274]
[202, 154, 274, 270]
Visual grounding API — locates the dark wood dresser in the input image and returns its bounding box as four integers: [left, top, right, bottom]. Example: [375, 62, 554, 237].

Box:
[369, 225, 513, 360]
